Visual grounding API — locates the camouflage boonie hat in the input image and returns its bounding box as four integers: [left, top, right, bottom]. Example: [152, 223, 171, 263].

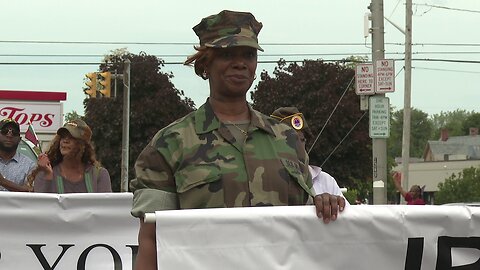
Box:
[271, 107, 314, 140]
[271, 107, 309, 130]
[193, 10, 264, 51]
[57, 119, 92, 142]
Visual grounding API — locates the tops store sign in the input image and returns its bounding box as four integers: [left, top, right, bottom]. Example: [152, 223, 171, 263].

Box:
[0, 101, 62, 133]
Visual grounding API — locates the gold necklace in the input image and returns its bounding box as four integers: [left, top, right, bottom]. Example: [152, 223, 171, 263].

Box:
[227, 121, 248, 136]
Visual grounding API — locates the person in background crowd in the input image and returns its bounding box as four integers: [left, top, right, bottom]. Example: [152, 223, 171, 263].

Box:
[130, 10, 345, 270]
[0, 118, 36, 192]
[393, 171, 425, 205]
[271, 107, 349, 205]
[31, 119, 112, 193]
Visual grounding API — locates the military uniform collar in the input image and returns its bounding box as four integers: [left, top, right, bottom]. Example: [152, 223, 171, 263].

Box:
[195, 99, 276, 136]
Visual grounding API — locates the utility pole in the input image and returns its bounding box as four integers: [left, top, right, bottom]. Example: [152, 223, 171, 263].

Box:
[401, 0, 413, 203]
[120, 59, 131, 192]
[370, 0, 387, 204]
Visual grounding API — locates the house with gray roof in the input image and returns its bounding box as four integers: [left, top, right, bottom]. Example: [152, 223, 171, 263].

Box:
[394, 128, 480, 204]
[424, 135, 480, 161]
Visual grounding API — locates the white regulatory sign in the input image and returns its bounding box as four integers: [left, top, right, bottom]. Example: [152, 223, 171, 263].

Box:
[369, 96, 390, 138]
[375, 59, 395, 93]
[355, 63, 375, 95]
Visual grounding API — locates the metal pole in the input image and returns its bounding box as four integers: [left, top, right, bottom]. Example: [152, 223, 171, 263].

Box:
[114, 69, 118, 98]
[401, 0, 413, 204]
[370, 0, 387, 204]
[120, 59, 131, 192]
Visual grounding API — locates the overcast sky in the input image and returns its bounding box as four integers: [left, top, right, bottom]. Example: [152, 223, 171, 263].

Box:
[1, 0, 479, 118]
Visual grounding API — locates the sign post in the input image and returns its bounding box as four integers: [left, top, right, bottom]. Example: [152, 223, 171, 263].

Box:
[369, 96, 390, 138]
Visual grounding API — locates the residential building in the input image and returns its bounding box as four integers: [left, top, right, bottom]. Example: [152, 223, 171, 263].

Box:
[394, 128, 480, 204]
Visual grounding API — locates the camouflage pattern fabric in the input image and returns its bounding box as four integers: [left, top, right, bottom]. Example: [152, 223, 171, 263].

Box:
[130, 100, 313, 217]
[193, 10, 264, 51]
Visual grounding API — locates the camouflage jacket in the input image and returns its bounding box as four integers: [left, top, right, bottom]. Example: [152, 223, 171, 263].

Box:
[130, 100, 313, 217]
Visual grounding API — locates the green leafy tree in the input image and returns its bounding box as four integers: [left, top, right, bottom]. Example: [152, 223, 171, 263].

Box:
[431, 109, 473, 138]
[84, 51, 195, 191]
[388, 108, 434, 159]
[435, 166, 480, 204]
[64, 111, 83, 123]
[251, 59, 371, 191]
[462, 112, 480, 134]
[343, 55, 369, 69]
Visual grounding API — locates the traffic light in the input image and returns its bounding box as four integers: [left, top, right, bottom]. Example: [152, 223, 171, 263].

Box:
[84, 72, 97, 98]
[98, 71, 112, 97]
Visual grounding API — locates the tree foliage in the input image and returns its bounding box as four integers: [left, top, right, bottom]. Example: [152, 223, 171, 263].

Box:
[64, 111, 83, 122]
[251, 59, 371, 190]
[84, 51, 195, 191]
[435, 166, 480, 204]
[388, 108, 434, 159]
[430, 109, 473, 138]
[462, 112, 480, 135]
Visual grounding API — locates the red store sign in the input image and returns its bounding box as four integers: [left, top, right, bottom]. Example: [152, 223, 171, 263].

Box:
[0, 90, 66, 133]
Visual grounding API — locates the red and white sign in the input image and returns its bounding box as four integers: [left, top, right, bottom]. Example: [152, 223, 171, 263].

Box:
[375, 59, 395, 93]
[0, 101, 63, 133]
[355, 63, 375, 95]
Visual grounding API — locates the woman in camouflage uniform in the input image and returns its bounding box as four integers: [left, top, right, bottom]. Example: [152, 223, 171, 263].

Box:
[130, 10, 344, 270]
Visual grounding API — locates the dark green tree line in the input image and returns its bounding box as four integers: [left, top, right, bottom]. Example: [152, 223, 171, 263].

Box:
[388, 108, 434, 159]
[430, 109, 473, 138]
[84, 51, 194, 191]
[251, 59, 371, 192]
[78, 49, 478, 196]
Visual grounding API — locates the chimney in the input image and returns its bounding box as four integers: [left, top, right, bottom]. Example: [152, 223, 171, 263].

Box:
[440, 128, 449, 141]
[470, 127, 479, 136]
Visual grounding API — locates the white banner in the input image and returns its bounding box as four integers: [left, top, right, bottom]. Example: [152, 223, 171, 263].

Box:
[0, 192, 138, 269]
[2, 192, 480, 270]
[155, 205, 480, 270]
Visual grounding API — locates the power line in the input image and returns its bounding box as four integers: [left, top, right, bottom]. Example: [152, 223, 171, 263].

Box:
[320, 111, 368, 168]
[308, 76, 355, 155]
[2, 51, 480, 59]
[0, 40, 379, 46]
[0, 40, 196, 45]
[414, 66, 480, 74]
[412, 43, 480, 47]
[412, 58, 480, 64]
[413, 3, 480, 14]
[0, 52, 371, 58]
[412, 51, 480, 55]
[389, 0, 403, 18]
[2, 58, 479, 66]
[1, 39, 480, 47]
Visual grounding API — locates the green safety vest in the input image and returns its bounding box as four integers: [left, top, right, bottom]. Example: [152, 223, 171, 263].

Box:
[56, 167, 99, 194]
